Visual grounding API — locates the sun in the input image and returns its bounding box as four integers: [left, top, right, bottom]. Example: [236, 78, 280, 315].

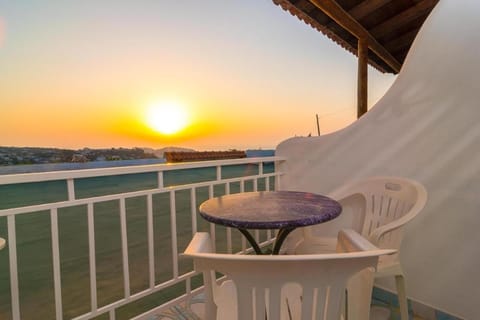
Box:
[146, 101, 189, 135]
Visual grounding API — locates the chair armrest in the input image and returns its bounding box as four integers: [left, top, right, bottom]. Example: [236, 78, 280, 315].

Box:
[337, 229, 384, 253]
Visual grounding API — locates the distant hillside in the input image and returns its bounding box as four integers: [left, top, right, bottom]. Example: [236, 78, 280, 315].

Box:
[0, 146, 158, 166]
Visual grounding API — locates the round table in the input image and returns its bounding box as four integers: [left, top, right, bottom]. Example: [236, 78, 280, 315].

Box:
[199, 191, 342, 254]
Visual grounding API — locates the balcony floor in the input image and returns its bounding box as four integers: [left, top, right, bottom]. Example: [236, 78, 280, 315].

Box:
[152, 287, 460, 320]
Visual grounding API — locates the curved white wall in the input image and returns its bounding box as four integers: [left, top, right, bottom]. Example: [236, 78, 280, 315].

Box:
[276, 1, 480, 318]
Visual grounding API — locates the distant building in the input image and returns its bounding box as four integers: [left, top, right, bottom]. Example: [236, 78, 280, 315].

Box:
[164, 150, 246, 163]
[71, 154, 88, 162]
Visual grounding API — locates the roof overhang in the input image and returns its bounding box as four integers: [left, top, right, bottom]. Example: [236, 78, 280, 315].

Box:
[273, 0, 439, 74]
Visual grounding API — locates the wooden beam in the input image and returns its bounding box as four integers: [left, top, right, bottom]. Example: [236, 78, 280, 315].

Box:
[295, 1, 317, 12]
[357, 38, 368, 118]
[309, 0, 401, 73]
[349, 0, 394, 20]
[370, 0, 439, 39]
[384, 29, 418, 54]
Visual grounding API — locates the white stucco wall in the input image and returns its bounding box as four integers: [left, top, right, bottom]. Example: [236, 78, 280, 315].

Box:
[275, 1, 479, 318]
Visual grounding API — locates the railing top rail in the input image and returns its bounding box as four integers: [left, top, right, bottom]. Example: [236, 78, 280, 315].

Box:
[0, 156, 286, 185]
[0, 171, 283, 217]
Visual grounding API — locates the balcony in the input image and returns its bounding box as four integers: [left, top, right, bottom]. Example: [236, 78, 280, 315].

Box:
[0, 156, 285, 320]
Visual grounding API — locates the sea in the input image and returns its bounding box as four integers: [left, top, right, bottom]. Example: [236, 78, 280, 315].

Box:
[0, 151, 275, 320]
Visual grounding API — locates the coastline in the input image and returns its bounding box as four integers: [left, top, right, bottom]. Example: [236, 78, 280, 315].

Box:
[0, 149, 274, 175]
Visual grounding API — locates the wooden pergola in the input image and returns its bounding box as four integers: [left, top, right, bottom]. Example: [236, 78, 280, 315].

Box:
[273, 0, 439, 118]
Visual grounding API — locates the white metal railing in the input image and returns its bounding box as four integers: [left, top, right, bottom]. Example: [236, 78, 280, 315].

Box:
[0, 156, 285, 320]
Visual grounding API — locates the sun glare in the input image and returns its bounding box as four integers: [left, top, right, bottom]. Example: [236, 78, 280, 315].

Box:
[146, 101, 189, 135]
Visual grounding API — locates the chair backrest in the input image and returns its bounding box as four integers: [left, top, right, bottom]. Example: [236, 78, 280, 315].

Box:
[328, 176, 427, 249]
[183, 230, 394, 320]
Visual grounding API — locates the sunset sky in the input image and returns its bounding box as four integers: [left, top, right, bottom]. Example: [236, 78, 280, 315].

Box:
[0, 0, 396, 151]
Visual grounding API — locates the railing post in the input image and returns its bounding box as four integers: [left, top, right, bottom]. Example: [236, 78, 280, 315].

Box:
[190, 188, 197, 235]
[119, 198, 130, 297]
[87, 203, 98, 312]
[7, 215, 20, 320]
[67, 178, 75, 200]
[170, 191, 179, 278]
[157, 171, 164, 188]
[50, 208, 63, 320]
[147, 194, 155, 289]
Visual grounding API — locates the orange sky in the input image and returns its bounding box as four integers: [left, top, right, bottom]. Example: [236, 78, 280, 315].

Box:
[0, 1, 395, 151]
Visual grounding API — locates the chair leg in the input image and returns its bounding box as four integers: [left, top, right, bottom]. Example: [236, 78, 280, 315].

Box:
[395, 275, 409, 320]
[347, 268, 375, 320]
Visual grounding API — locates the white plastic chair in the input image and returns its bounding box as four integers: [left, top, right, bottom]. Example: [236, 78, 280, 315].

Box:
[183, 230, 395, 320]
[293, 176, 427, 320]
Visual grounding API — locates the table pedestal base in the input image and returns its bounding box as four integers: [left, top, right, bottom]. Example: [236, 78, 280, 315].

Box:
[238, 227, 295, 255]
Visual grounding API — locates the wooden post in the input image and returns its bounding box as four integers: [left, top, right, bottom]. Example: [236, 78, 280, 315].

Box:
[316, 114, 320, 136]
[357, 38, 368, 118]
